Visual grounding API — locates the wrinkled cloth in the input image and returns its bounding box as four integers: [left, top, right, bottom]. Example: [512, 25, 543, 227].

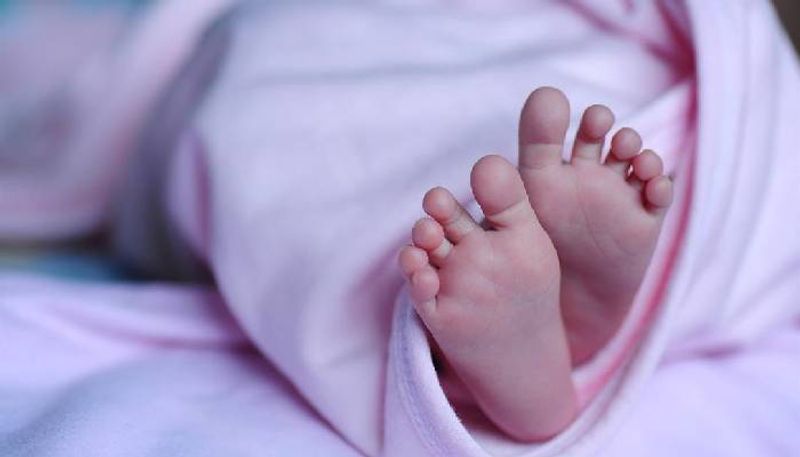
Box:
[0, 275, 360, 457]
[1, 0, 800, 456]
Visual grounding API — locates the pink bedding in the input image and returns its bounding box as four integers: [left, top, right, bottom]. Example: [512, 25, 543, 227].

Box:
[1, 1, 799, 455]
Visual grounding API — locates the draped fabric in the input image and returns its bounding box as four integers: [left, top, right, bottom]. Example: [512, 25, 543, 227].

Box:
[1, 1, 798, 456]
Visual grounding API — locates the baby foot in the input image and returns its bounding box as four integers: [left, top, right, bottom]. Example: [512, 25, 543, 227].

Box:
[517, 87, 673, 365]
[399, 155, 576, 441]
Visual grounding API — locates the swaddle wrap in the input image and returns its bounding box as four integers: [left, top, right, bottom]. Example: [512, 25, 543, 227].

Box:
[0, 1, 798, 456]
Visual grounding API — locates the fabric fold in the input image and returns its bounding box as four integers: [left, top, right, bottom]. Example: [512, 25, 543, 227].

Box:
[1, 0, 799, 455]
[184, 1, 698, 454]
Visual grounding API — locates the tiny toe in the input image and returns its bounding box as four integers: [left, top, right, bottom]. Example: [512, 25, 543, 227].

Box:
[412, 218, 443, 250]
[398, 245, 429, 278]
[645, 175, 673, 212]
[471, 155, 536, 229]
[571, 104, 614, 164]
[412, 218, 452, 266]
[423, 187, 479, 243]
[410, 266, 439, 313]
[631, 149, 664, 181]
[606, 127, 642, 175]
[518, 87, 570, 171]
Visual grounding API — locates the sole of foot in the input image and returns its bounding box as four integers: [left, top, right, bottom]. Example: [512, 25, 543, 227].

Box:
[399, 155, 576, 441]
[517, 87, 673, 364]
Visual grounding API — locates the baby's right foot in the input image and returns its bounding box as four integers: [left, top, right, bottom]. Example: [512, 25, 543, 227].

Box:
[399, 156, 576, 441]
[517, 87, 673, 364]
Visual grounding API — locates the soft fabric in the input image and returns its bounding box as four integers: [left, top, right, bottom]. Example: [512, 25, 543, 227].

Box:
[0, 275, 360, 457]
[0, 0, 231, 240]
[1, 0, 799, 456]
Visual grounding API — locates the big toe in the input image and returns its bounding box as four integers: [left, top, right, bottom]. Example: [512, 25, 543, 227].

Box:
[471, 155, 536, 229]
[518, 87, 570, 170]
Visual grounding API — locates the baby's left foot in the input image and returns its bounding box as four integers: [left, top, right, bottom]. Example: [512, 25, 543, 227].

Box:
[399, 156, 576, 441]
[517, 88, 673, 364]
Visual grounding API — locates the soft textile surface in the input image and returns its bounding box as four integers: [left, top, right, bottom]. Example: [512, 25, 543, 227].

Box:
[1, 276, 798, 457]
[1, 0, 799, 456]
[0, 275, 359, 457]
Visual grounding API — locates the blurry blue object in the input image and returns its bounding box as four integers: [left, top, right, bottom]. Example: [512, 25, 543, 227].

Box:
[73, 0, 150, 10]
[0, 0, 11, 16]
[0, 0, 148, 16]
[0, 250, 133, 282]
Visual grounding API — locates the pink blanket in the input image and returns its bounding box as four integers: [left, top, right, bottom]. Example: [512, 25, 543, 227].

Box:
[1, 1, 799, 455]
